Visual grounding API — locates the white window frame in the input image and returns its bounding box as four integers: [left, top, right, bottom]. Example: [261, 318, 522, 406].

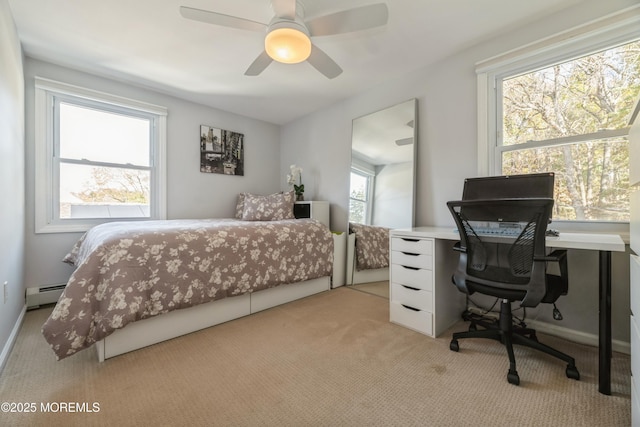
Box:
[476, 7, 640, 231]
[350, 160, 375, 225]
[34, 77, 167, 233]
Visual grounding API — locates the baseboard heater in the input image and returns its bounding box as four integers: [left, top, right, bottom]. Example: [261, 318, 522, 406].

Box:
[25, 284, 66, 308]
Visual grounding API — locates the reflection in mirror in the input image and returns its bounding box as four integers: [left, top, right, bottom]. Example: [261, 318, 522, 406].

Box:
[346, 99, 417, 297]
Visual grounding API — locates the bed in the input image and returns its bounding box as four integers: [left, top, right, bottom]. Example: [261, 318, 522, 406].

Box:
[42, 192, 334, 361]
[345, 222, 390, 285]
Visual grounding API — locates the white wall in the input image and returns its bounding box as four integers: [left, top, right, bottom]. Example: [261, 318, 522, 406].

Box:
[280, 0, 637, 345]
[23, 58, 281, 290]
[0, 0, 25, 370]
[373, 162, 413, 229]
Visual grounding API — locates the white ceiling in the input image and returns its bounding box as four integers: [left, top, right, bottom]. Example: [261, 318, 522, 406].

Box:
[8, 0, 583, 125]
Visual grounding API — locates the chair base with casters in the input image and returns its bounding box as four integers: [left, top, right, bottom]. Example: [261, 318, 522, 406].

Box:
[449, 299, 580, 385]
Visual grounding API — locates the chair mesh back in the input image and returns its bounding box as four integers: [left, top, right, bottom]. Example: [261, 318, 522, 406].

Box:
[508, 218, 537, 277]
[460, 218, 487, 272]
[447, 197, 554, 305]
[456, 208, 544, 285]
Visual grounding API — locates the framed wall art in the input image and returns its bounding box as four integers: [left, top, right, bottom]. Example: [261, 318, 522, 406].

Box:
[199, 125, 244, 176]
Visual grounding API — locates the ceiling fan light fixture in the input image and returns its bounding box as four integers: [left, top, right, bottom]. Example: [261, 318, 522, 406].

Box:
[265, 23, 311, 64]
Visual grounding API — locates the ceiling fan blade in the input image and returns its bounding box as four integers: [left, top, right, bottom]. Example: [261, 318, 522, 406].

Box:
[271, 0, 297, 20]
[306, 3, 388, 37]
[307, 45, 342, 79]
[180, 6, 266, 32]
[245, 51, 274, 76]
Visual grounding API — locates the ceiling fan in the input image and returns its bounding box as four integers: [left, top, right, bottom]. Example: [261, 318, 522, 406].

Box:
[180, 0, 389, 79]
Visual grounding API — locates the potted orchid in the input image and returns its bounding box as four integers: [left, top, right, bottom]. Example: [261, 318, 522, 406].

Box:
[287, 164, 304, 201]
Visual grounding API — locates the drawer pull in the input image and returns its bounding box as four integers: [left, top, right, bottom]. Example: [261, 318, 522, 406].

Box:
[401, 238, 420, 242]
[401, 265, 420, 271]
[401, 251, 420, 256]
[401, 284, 420, 291]
[401, 304, 420, 311]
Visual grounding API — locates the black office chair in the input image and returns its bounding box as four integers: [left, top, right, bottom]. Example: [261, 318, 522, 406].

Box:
[446, 198, 580, 385]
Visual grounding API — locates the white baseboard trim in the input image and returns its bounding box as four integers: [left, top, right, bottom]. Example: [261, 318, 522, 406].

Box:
[466, 307, 631, 355]
[0, 305, 27, 374]
[527, 319, 630, 355]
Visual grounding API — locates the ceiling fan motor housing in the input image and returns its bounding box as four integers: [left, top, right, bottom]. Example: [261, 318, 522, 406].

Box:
[265, 18, 311, 64]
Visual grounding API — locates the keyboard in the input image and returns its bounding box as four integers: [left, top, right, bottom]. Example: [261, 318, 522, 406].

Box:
[454, 225, 560, 238]
[471, 226, 523, 237]
[454, 222, 524, 238]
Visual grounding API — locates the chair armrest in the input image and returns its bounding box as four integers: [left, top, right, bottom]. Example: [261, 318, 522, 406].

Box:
[536, 249, 569, 295]
[535, 249, 567, 262]
[452, 241, 466, 253]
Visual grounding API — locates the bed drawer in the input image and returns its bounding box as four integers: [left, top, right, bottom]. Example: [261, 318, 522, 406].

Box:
[390, 301, 433, 336]
[391, 283, 433, 311]
[391, 250, 432, 270]
[391, 237, 433, 255]
[391, 264, 433, 291]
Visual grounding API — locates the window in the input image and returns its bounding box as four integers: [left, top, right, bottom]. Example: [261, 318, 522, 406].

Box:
[478, 14, 640, 225]
[500, 43, 640, 221]
[35, 78, 167, 233]
[349, 169, 374, 224]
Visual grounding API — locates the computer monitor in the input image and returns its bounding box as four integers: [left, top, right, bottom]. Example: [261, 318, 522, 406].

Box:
[462, 172, 555, 201]
[460, 172, 555, 231]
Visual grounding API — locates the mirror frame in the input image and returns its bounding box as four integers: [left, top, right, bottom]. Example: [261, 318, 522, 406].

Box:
[349, 98, 418, 229]
[345, 98, 418, 290]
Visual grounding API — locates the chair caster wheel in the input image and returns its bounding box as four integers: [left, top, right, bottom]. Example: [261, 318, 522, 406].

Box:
[566, 365, 580, 380]
[450, 340, 459, 352]
[507, 370, 520, 385]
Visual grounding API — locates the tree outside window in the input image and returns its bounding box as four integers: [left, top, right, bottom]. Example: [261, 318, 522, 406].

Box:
[349, 171, 372, 224]
[500, 41, 640, 221]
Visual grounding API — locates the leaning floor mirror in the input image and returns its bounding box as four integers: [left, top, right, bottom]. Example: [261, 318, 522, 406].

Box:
[346, 98, 417, 297]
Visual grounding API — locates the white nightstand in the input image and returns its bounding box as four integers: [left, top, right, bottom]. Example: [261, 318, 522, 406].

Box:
[293, 201, 330, 228]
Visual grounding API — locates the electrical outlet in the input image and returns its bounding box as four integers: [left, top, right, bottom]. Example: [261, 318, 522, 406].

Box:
[3, 282, 7, 304]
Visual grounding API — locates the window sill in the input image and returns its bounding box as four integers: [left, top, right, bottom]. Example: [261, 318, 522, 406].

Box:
[35, 217, 154, 234]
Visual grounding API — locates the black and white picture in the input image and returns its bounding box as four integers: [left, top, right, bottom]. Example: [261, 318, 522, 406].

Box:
[200, 125, 244, 176]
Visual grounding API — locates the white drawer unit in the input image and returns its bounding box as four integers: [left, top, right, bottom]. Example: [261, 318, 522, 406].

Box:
[632, 311, 640, 391]
[631, 114, 639, 424]
[389, 230, 466, 338]
[391, 264, 433, 291]
[391, 237, 433, 255]
[633, 376, 640, 427]
[632, 254, 640, 427]
[391, 283, 433, 311]
[391, 251, 433, 270]
[390, 301, 433, 336]
[632, 255, 640, 321]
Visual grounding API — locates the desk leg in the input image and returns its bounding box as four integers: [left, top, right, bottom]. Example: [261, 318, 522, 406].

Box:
[599, 250, 612, 395]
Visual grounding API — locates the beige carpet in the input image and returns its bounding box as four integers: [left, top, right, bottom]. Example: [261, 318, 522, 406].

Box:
[0, 287, 631, 427]
[350, 281, 389, 299]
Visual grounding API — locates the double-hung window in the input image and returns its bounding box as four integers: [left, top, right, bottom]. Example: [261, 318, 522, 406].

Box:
[349, 166, 374, 225]
[35, 78, 167, 233]
[477, 13, 640, 226]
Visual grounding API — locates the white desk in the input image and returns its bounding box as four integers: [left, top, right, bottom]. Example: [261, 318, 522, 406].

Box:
[391, 226, 625, 395]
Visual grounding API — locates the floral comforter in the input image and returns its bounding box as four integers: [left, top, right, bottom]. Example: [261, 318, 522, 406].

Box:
[349, 222, 390, 271]
[43, 218, 333, 360]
